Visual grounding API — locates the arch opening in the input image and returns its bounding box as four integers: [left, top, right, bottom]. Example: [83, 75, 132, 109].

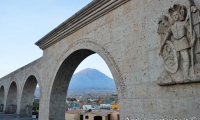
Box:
[20, 75, 39, 117]
[49, 49, 119, 120]
[0, 86, 4, 112]
[5, 82, 17, 114]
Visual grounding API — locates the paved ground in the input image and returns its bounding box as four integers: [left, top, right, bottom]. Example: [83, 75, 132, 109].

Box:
[0, 113, 38, 120]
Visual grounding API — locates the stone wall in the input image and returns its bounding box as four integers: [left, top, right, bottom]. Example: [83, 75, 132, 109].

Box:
[0, 0, 200, 119]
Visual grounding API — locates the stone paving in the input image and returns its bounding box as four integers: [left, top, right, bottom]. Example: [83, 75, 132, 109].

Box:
[0, 112, 37, 120]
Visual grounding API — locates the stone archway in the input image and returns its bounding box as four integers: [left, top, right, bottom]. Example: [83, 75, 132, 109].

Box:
[49, 42, 125, 120]
[20, 75, 38, 117]
[5, 82, 17, 114]
[49, 49, 95, 120]
[0, 86, 5, 112]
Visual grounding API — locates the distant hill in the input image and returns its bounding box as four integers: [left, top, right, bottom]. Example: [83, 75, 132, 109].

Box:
[67, 68, 116, 95]
[34, 68, 117, 96]
[68, 68, 116, 89]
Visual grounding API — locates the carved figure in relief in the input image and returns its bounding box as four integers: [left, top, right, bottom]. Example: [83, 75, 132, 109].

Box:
[157, 15, 170, 43]
[157, 0, 200, 85]
[159, 4, 195, 81]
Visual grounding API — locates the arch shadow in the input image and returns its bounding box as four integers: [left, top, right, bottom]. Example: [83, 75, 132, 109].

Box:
[5, 82, 17, 114]
[49, 49, 95, 119]
[20, 75, 39, 117]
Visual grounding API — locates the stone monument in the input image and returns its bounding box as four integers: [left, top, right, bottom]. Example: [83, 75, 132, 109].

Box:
[157, 0, 200, 85]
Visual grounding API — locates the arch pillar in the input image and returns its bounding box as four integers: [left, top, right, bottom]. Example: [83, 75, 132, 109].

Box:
[3, 86, 9, 113]
[0, 86, 5, 112]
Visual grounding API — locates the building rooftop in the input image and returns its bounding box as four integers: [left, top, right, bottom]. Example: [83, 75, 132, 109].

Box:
[66, 110, 82, 114]
[84, 111, 108, 117]
[113, 109, 120, 113]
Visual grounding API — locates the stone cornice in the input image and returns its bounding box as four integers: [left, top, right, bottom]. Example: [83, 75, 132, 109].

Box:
[35, 0, 131, 50]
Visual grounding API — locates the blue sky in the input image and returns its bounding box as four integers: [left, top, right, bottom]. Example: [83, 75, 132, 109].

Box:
[0, 0, 113, 78]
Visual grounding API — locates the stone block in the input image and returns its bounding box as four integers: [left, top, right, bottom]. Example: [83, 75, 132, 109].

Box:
[135, 84, 148, 98]
[171, 98, 188, 116]
[157, 98, 172, 114]
[144, 98, 157, 113]
[131, 98, 143, 112]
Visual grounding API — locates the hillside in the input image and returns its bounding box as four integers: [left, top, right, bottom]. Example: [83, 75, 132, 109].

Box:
[67, 68, 116, 95]
[35, 68, 117, 96]
[69, 68, 116, 89]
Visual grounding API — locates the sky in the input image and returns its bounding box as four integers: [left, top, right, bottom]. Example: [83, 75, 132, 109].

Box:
[0, 0, 113, 79]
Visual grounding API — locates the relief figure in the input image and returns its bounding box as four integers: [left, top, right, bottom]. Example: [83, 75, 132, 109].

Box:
[157, 0, 200, 85]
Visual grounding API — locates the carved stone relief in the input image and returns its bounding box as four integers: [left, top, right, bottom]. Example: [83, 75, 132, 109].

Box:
[157, 0, 200, 85]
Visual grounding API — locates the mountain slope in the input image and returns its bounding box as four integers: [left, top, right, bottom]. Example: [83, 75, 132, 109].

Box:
[34, 68, 117, 96]
[68, 68, 116, 90]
